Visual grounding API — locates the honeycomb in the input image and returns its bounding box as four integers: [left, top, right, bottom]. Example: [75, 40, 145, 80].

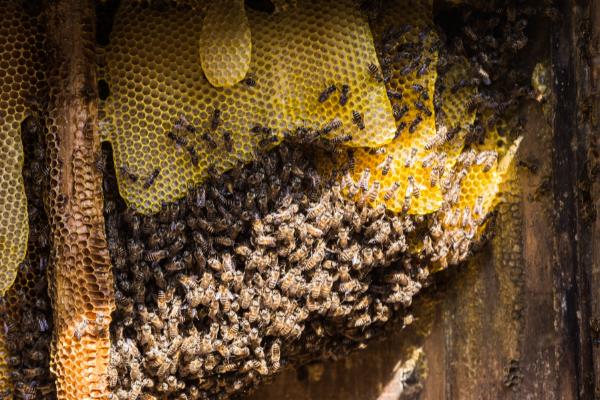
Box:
[43, 3, 115, 398]
[199, 0, 251, 87]
[320, 0, 445, 215]
[99, 0, 397, 214]
[0, 1, 42, 296]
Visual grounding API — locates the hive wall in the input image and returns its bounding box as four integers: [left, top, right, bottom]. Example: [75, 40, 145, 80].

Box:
[44, 1, 114, 398]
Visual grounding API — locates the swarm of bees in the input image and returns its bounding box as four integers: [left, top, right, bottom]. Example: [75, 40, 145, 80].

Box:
[104, 140, 428, 399]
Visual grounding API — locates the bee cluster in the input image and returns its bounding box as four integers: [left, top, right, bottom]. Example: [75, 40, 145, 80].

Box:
[104, 139, 430, 399]
[1, 116, 55, 400]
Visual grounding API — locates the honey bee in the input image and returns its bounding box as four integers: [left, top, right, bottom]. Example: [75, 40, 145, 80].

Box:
[408, 115, 423, 134]
[303, 241, 326, 271]
[339, 84, 350, 106]
[367, 62, 384, 82]
[304, 223, 324, 238]
[259, 134, 279, 147]
[417, 57, 432, 77]
[318, 85, 337, 103]
[352, 110, 365, 130]
[414, 100, 432, 117]
[475, 150, 498, 172]
[321, 118, 343, 135]
[357, 167, 371, 191]
[386, 88, 403, 100]
[120, 165, 138, 183]
[461, 206, 472, 229]
[166, 131, 188, 147]
[204, 354, 218, 371]
[377, 155, 394, 176]
[404, 147, 418, 168]
[473, 195, 484, 217]
[254, 234, 276, 247]
[267, 267, 281, 289]
[270, 339, 281, 366]
[73, 318, 89, 340]
[201, 131, 218, 149]
[364, 180, 380, 203]
[352, 313, 371, 328]
[143, 167, 161, 189]
[392, 103, 409, 121]
[210, 108, 221, 131]
[223, 130, 233, 152]
[244, 74, 256, 87]
[394, 121, 407, 139]
[145, 249, 167, 262]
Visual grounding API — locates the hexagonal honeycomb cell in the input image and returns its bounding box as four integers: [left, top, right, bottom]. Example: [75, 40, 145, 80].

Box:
[100, 0, 397, 214]
[199, 0, 251, 87]
[0, 1, 41, 295]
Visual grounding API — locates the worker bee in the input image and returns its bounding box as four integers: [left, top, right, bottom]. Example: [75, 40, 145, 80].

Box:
[351, 313, 371, 328]
[386, 88, 403, 100]
[321, 118, 342, 135]
[259, 134, 279, 147]
[473, 195, 484, 218]
[243, 74, 256, 87]
[318, 85, 337, 103]
[352, 110, 365, 130]
[408, 115, 423, 134]
[210, 108, 221, 131]
[143, 167, 160, 189]
[339, 84, 350, 106]
[166, 131, 188, 147]
[266, 267, 281, 290]
[365, 180, 380, 203]
[400, 60, 416, 76]
[404, 147, 418, 168]
[270, 339, 281, 367]
[202, 132, 218, 149]
[392, 104, 409, 121]
[394, 121, 407, 139]
[255, 234, 276, 247]
[475, 150, 498, 172]
[358, 167, 371, 191]
[73, 318, 89, 340]
[377, 155, 393, 176]
[120, 165, 138, 183]
[383, 181, 400, 201]
[303, 241, 326, 271]
[223, 130, 233, 152]
[185, 145, 199, 167]
[414, 100, 432, 117]
[144, 249, 167, 262]
[367, 62, 384, 82]
[417, 57, 432, 77]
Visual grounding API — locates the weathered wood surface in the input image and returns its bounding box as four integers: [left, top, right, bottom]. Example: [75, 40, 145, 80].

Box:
[247, 1, 599, 399]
